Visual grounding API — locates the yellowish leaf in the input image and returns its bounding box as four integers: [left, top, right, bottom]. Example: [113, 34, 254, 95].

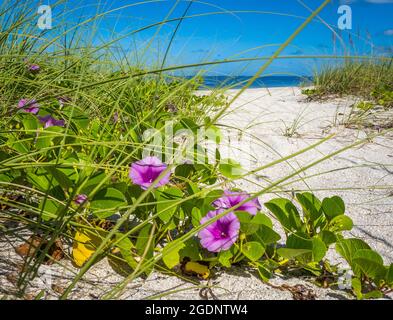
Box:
[72, 229, 105, 267]
[183, 261, 210, 279]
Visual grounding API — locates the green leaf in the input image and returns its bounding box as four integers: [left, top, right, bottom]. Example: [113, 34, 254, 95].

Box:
[175, 164, 194, 178]
[8, 135, 30, 153]
[219, 158, 244, 178]
[296, 192, 324, 225]
[252, 212, 273, 228]
[63, 106, 89, 129]
[253, 225, 281, 245]
[328, 215, 353, 232]
[386, 264, 393, 285]
[21, 114, 39, 131]
[44, 166, 73, 189]
[39, 198, 64, 220]
[256, 261, 273, 282]
[134, 224, 154, 275]
[179, 117, 199, 133]
[0, 173, 12, 183]
[277, 248, 312, 259]
[80, 172, 107, 194]
[336, 239, 371, 263]
[264, 198, 302, 233]
[35, 126, 63, 149]
[115, 233, 137, 270]
[362, 290, 383, 299]
[218, 249, 233, 268]
[27, 170, 56, 191]
[319, 230, 338, 246]
[336, 238, 371, 275]
[205, 125, 222, 144]
[162, 240, 185, 269]
[351, 277, 363, 300]
[90, 187, 127, 216]
[135, 224, 153, 256]
[155, 187, 183, 224]
[203, 189, 223, 207]
[352, 249, 386, 280]
[322, 196, 345, 219]
[237, 211, 258, 235]
[303, 262, 323, 276]
[241, 241, 265, 261]
[236, 212, 274, 236]
[311, 237, 327, 262]
[191, 207, 202, 227]
[180, 238, 202, 261]
[283, 233, 327, 263]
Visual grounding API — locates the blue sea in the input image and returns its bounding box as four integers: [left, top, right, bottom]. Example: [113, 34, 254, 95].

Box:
[192, 75, 313, 89]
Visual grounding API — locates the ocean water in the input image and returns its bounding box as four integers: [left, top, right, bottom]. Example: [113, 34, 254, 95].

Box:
[195, 75, 313, 88]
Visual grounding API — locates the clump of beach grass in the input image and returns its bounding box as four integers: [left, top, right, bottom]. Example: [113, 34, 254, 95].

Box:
[303, 60, 393, 108]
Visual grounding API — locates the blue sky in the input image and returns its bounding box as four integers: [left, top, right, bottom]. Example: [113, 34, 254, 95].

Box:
[46, 0, 393, 75]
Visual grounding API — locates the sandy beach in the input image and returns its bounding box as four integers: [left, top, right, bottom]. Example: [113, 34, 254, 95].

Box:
[1, 87, 392, 300]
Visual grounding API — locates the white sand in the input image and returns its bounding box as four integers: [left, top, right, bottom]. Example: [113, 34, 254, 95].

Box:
[1, 87, 392, 300]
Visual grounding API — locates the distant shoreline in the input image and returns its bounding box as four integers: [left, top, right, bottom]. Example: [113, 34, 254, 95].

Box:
[184, 75, 313, 89]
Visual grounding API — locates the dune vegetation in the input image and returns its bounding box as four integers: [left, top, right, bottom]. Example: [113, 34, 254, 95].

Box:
[0, 0, 392, 300]
[303, 60, 393, 108]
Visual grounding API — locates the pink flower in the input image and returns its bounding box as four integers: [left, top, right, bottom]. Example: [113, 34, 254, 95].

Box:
[17, 99, 39, 114]
[212, 190, 261, 216]
[129, 156, 171, 190]
[57, 96, 71, 107]
[38, 115, 65, 128]
[198, 209, 240, 252]
[113, 111, 119, 123]
[28, 64, 40, 72]
[74, 194, 88, 205]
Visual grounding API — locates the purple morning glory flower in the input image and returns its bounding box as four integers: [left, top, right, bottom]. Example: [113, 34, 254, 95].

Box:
[129, 156, 171, 190]
[74, 194, 88, 205]
[113, 111, 119, 123]
[38, 115, 65, 128]
[212, 190, 261, 216]
[28, 64, 40, 72]
[198, 209, 240, 252]
[17, 98, 39, 114]
[57, 96, 71, 107]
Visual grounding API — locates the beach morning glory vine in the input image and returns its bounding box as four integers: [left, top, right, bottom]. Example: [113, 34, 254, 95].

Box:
[129, 156, 171, 190]
[198, 209, 240, 252]
[18, 98, 39, 114]
[38, 115, 65, 128]
[213, 190, 261, 215]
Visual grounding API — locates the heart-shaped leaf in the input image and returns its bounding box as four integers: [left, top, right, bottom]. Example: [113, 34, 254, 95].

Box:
[155, 187, 183, 224]
[296, 192, 323, 224]
[336, 238, 371, 275]
[284, 233, 327, 263]
[353, 249, 386, 280]
[264, 198, 302, 233]
[253, 225, 281, 245]
[162, 240, 185, 269]
[242, 241, 265, 261]
[322, 196, 345, 219]
[218, 249, 233, 268]
[219, 158, 244, 178]
[90, 187, 127, 217]
[328, 215, 353, 232]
